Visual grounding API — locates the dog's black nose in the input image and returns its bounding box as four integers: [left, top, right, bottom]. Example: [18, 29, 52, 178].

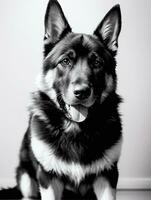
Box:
[74, 86, 91, 100]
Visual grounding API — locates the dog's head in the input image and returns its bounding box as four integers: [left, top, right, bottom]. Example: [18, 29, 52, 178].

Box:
[39, 0, 121, 123]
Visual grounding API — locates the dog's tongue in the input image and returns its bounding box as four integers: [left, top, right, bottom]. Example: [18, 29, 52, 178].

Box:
[66, 105, 88, 122]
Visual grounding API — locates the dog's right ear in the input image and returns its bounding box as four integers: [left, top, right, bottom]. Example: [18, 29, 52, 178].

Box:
[44, 0, 71, 44]
[94, 5, 121, 54]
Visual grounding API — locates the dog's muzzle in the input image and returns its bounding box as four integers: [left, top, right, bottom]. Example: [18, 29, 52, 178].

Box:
[63, 83, 95, 123]
[65, 86, 93, 123]
[74, 85, 91, 100]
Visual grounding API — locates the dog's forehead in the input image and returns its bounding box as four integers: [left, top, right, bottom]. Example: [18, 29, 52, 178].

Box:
[61, 33, 104, 54]
[45, 33, 104, 60]
[43, 33, 106, 73]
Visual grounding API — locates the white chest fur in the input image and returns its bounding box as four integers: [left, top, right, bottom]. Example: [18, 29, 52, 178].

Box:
[31, 130, 122, 185]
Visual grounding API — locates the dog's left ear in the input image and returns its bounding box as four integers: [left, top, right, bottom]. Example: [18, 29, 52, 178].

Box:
[44, 0, 71, 44]
[94, 5, 121, 54]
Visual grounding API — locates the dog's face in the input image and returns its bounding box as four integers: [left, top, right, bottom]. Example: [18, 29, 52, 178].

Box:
[39, 0, 121, 122]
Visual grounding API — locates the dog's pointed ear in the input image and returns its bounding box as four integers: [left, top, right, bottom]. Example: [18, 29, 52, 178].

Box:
[94, 5, 121, 53]
[44, 0, 71, 44]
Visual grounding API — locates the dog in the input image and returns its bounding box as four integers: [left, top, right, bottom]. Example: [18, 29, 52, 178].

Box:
[0, 0, 122, 199]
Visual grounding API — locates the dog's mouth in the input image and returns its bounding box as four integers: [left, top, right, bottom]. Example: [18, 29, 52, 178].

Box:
[61, 88, 96, 122]
[65, 104, 89, 123]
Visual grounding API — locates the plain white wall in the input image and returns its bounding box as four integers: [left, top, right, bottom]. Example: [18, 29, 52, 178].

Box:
[0, 0, 151, 187]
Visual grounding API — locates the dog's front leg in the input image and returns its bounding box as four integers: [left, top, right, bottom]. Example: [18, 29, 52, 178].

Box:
[38, 166, 64, 200]
[93, 176, 116, 200]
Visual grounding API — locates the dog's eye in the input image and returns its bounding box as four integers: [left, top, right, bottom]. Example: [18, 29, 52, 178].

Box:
[90, 53, 104, 68]
[93, 58, 104, 68]
[94, 60, 100, 67]
[61, 58, 71, 67]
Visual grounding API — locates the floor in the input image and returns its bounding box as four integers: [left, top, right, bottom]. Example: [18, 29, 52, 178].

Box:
[117, 190, 151, 200]
[0, 190, 150, 199]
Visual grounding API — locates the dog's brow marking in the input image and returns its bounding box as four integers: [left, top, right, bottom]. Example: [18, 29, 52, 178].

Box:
[31, 128, 122, 185]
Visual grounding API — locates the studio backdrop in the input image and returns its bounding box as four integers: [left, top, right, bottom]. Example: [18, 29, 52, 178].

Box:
[0, 0, 151, 189]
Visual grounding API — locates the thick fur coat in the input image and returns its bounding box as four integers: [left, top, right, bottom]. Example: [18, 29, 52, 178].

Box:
[0, 0, 122, 199]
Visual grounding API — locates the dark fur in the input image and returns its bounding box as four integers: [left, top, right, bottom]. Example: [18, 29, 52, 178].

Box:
[0, 0, 122, 199]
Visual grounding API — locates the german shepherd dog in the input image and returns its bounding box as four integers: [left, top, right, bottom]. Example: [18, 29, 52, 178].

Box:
[0, 0, 122, 199]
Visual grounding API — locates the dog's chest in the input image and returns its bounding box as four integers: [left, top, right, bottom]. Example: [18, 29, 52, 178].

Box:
[31, 130, 122, 185]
